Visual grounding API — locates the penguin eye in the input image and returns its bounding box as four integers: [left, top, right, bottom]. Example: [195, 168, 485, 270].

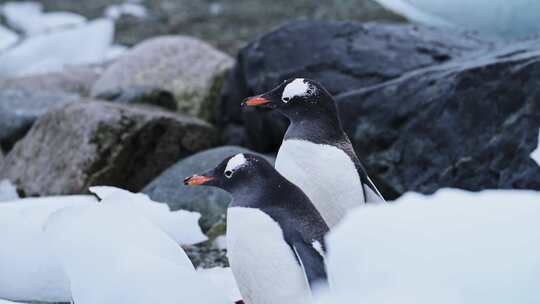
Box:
[282, 97, 290, 102]
[224, 170, 233, 178]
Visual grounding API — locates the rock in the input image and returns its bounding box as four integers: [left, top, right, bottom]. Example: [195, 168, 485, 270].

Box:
[219, 21, 493, 151]
[336, 39, 540, 195]
[0, 101, 219, 197]
[143, 146, 274, 231]
[0, 89, 82, 152]
[0, 64, 104, 97]
[184, 242, 229, 269]
[95, 85, 178, 111]
[91, 36, 234, 121]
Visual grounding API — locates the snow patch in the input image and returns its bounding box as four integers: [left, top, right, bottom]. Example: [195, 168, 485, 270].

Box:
[0, 25, 18, 51]
[0, 180, 19, 202]
[197, 267, 242, 303]
[318, 188, 540, 304]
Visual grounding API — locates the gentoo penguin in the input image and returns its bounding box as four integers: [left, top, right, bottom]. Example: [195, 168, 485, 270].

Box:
[185, 153, 328, 304]
[242, 78, 384, 228]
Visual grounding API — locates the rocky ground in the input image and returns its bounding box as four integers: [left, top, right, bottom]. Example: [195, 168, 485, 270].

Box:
[1, 0, 539, 272]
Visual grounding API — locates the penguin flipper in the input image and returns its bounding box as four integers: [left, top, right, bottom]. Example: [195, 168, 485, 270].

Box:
[291, 239, 328, 290]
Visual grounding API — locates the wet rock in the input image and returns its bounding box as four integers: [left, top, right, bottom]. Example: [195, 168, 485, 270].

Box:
[220, 21, 493, 151]
[0, 101, 219, 196]
[95, 85, 178, 111]
[91, 36, 234, 121]
[336, 39, 540, 194]
[143, 146, 274, 231]
[0, 89, 82, 152]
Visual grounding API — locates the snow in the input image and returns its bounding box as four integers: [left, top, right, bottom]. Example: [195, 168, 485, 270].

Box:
[0, 180, 19, 202]
[0, 25, 18, 52]
[89, 186, 207, 245]
[0, 186, 207, 302]
[105, 44, 128, 61]
[197, 267, 242, 303]
[0, 19, 114, 77]
[0, 195, 97, 302]
[318, 188, 540, 304]
[0, 299, 29, 304]
[104, 3, 147, 20]
[45, 203, 229, 304]
[374, 0, 540, 38]
[532, 128, 540, 166]
[1, 2, 86, 35]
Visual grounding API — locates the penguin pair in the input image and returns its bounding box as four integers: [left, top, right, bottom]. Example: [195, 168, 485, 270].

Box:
[185, 78, 384, 304]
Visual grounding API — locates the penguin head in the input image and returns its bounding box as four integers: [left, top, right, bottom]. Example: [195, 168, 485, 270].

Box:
[184, 153, 274, 194]
[242, 78, 338, 121]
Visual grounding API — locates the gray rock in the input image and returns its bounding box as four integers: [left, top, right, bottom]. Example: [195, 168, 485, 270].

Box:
[95, 85, 178, 111]
[143, 146, 274, 231]
[336, 39, 540, 195]
[91, 36, 234, 121]
[0, 64, 105, 96]
[219, 21, 494, 151]
[0, 101, 219, 197]
[0, 89, 82, 152]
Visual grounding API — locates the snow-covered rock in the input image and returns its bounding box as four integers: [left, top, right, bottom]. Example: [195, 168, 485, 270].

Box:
[45, 202, 229, 304]
[1, 2, 42, 31]
[532, 128, 540, 166]
[0, 186, 207, 302]
[375, 0, 540, 38]
[0, 25, 18, 52]
[197, 267, 242, 303]
[0, 180, 19, 202]
[319, 189, 540, 304]
[0, 19, 113, 77]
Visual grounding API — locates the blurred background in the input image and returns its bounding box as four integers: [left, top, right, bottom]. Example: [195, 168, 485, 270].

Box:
[0, 0, 539, 248]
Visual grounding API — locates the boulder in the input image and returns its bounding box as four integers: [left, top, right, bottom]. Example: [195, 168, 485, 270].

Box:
[91, 36, 234, 121]
[0, 89, 82, 152]
[0, 101, 219, 197]
[336, 39, 540, 194]
[0, 64, 104, 97]
[143, 146, 274, 231]
[219, 21, 493, 151]
[95, 85, 178, 111]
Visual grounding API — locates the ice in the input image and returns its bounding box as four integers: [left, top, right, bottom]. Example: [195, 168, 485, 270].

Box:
[0, 180, 19, 202]
[532, 128, 540, 166]
[197, 267, 242, 303]
[105, 44, 128, 61]
[104, 3, 147, 20]
[319, 189, 540, 304]
[45, 203, 229, 304]
[89, 186, 208, 245]
[0, 19, 114, 77]
[0, 25, 18, 52]
[374, 0, 540, 38]
[1, 2, 85, 35]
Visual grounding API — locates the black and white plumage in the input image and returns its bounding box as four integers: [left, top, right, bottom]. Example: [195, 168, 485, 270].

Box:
[243, 78, 385, 228]
[185, 153, 329, 304]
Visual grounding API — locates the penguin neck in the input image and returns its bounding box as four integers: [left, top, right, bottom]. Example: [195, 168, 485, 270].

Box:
[229, 178, 292, 209]
[284, 111, 346, 144]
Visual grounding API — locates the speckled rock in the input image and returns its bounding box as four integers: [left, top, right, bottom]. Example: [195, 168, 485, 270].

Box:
[0, 101, 219, 197]
[91, 36, 234, 121]
[143, 146, 274, 231]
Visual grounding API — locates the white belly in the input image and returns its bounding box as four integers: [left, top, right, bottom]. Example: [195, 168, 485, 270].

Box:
[227, 207, 312, 304]
[276, 139, 365, 228]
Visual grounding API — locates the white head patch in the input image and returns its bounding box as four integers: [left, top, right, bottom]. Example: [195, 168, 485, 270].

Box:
[281, 78, 315, 103]
[225, 153, 247, 174]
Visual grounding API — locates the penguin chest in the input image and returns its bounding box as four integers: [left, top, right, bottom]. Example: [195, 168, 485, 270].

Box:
[226, 207, 312, 304]
[276, 139, 364, 228]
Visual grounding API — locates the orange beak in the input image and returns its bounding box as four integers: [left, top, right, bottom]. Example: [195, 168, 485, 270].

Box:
[184, 175, 214, 186]
[242, 97, 271, 107]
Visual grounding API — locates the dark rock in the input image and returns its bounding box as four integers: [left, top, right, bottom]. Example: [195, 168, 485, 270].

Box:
[0, 89, 82, 152]
[95, 85, 178, 111]
[143, 146, 274, 231]
[219, 21, 494, 151]
[336, 40, 540, 195]
[0, 101, 219, 196]
[184, 242, 229, 269]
